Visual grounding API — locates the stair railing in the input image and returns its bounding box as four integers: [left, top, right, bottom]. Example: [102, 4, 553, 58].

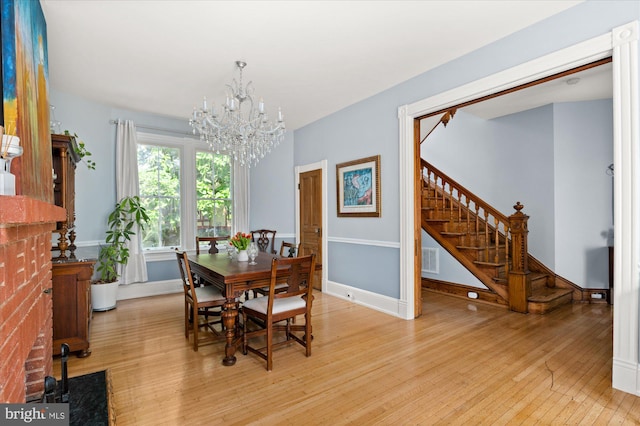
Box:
[420, 109, 457, 144]
[421, 159, 510, 275]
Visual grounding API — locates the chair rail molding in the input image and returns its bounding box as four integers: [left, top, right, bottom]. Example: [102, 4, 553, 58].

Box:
[399, 21, 639, 396]
[328, 236, 400, 248]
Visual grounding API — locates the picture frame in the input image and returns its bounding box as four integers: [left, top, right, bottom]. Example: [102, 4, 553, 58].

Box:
[336, 155, 381, 217]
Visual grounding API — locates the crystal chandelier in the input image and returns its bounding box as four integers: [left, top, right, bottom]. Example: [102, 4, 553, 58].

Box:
[189, 61, 286, 167]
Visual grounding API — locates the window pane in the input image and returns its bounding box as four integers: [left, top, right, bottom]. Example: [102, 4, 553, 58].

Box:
[138, 144, 181, 249]
[196, 151, 232, 237]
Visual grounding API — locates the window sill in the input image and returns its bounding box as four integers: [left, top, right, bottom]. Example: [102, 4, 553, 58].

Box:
[144, 249, 195, 262]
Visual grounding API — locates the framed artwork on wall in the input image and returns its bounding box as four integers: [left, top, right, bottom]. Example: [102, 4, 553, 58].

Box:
[336, 155, 381, 217]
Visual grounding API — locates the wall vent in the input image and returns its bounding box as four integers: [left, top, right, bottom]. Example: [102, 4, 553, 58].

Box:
[422, 247, 439, 274]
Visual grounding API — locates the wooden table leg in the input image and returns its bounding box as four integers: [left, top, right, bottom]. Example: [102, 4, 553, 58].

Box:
[222, 298, 238, 366]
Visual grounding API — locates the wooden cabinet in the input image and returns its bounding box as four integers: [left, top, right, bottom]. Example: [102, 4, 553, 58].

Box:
[51, 134, 95, 357]
[52, 258, 96, 357]
[51, 134, 80, 258]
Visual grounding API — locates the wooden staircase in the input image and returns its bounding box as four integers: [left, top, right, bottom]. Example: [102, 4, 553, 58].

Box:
[420, 159, 574, 314]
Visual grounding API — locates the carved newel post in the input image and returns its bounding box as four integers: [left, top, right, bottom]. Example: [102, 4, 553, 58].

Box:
[508, 202, 531, 313]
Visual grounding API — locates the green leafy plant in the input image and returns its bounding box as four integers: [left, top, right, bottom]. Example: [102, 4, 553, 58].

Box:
[64, 130, 96, 170]
[96, 196, 150, 283]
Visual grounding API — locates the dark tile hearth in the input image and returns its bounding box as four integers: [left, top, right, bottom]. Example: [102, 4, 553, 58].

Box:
[57, 370, 112, 426]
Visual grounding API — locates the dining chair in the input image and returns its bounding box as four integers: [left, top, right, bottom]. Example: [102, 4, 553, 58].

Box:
[196, 236, 230, 255]
[279, 241, 300, 258]
[252, 242, 300, 298]
[175, 250, 226, 351]
[242, 254, 316, 371]
[194, 236, 230, 286]
[250, 229, 277, 254]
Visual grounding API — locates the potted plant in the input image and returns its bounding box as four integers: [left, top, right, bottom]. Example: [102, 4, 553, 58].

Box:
[63, 130, 96, 170]
[92, 196, 150, 311]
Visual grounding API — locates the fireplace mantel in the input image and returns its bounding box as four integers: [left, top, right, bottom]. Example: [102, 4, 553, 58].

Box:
[0, 195, 65, 225]
[0, 195, 65, 402]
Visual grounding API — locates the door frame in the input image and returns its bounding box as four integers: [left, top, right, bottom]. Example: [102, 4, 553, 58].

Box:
[399, 21, 639, 395]
[295, 160, 328, 292]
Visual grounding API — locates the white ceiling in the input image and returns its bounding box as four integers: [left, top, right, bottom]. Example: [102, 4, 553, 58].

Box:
[40, 0, 585, 131]
[462, 62, 613, 120]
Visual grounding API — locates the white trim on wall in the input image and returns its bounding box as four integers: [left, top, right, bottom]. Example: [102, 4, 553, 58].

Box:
[611, 21, 640, 397]
[295, 160, 328, 292]
[326, 279, 401, 317]
[328, 236, 400, 248]
[116, 279, 182, 301]
[399, 21, 639, 396]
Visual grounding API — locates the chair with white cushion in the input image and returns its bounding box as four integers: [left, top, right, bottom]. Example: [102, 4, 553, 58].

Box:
[176, 250, 226, 351]
[242, 254, 316, 370]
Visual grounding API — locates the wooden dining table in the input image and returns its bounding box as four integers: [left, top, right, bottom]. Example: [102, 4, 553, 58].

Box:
[188, 251, 283, 366]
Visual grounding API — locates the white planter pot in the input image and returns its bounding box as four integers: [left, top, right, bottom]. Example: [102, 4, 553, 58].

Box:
[91, 280, 119, 311]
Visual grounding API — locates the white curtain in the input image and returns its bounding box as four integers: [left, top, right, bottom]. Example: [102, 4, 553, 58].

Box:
[115, 120, 148, 284]
[233, 162, 250, 234]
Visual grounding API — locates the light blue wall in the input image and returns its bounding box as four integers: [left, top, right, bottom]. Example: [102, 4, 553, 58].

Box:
[249, 131, 295, 239]
[290, 0, 637, 295]
[328, 242, 399, 298]
[554, 99, 613, 288]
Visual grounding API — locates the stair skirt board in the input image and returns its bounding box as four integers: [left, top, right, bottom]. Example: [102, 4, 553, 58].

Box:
[423, 278, 609, 313]
[422, 278, 507, 307]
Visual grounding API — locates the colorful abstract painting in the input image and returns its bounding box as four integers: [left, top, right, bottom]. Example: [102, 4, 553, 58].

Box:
[1, 0, 52, 202]
[336, 155, 381, 217]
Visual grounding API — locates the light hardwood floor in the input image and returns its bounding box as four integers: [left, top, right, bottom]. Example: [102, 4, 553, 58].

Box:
[53, 290, 639, 425]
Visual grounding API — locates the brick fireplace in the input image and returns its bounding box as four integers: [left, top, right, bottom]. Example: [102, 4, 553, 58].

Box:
[0, 196, 65, 402]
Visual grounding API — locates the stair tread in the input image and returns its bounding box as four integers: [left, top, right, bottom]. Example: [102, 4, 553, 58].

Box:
[474, 260, 506, 267]
[457, 245, 506, 250]
[528, 287, 573, 302]
[530, 273, 547, 280]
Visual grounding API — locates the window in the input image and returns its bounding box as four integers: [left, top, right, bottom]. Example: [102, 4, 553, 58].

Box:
[136, 133, 233, 253]
[138, 144, 181, 249]
[196, 151, 232, 238]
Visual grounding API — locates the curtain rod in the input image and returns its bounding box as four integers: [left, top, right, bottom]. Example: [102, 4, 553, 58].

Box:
[109, 119, 195, 137]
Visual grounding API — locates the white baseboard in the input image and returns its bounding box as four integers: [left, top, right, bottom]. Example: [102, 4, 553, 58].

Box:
[116, 279, 182, 301]
[612, 358, 640, 396]
[116, 278, 410, 320]
[325, 280, 409, 319]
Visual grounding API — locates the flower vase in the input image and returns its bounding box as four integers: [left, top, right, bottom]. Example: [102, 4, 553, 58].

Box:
[0, 135, 22, 196]
[237, 249, 249, 262]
